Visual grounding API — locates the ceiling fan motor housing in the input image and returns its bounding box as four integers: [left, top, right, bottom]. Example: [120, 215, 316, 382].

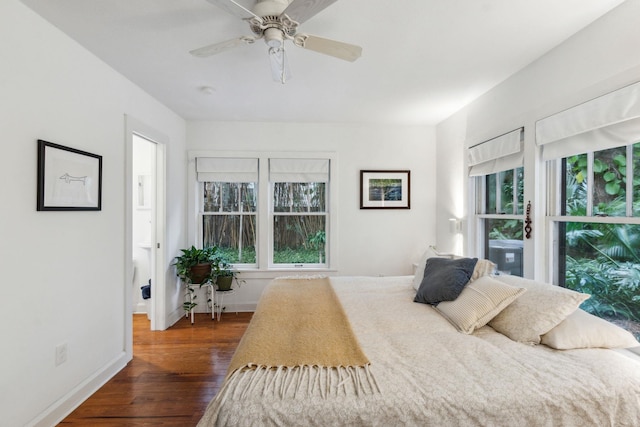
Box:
[253, 0, 291, 16]
[251, 0, 297, 45]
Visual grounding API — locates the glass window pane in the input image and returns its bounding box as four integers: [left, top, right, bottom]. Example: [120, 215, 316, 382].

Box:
[204, 182, 256, 213]
[203, 182, 221, 212]
[273, 183, 292, 212]
[485, 218, 523, 276]
[203, 215, 256, 263]
[561, 222, 640, 340]
[221, 183, 239, 212]
[515, 167, 524, 215]
[593, 147, 626, 217]
[241, 183, 257, 213]
[306, 182, 326, 212]
[498, 170, 514, 214]
[273, 182, 326, 213]
[486, 174, 497, 214]
[291, 183, 310, 212]
[565, 154, 588, 216]
[273, 215, 326, 264]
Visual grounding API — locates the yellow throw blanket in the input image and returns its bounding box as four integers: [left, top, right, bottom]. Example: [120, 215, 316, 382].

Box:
[221, 277, 378, 398]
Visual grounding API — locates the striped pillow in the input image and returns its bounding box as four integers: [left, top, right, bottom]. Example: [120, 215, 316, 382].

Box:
[435, 276, 526, 334]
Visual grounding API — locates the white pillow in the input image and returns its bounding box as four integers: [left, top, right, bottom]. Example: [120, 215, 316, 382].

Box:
[470, 259, 497, 282]
[436, 276, 526, 334]
[488, 275, 590, 345]
[541, 309, 640, 350]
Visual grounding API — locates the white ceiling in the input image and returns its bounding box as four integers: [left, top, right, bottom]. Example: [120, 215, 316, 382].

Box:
[21, 0, 626, 125]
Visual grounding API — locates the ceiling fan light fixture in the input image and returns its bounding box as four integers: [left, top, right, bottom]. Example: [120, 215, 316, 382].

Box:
[264, 27, 284, 48]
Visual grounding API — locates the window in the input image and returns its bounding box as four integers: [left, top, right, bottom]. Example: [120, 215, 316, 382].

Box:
[196, 158, 258, 266]
[469, 128, 525, 276]
[269, 158, 329, 267]
[538, 82, 640, 340]
[552, 142, 640, 340]
[202, 182, 257, 264]
[194, 154, 333, 270]
[475, 167, 524, 276]
[272, 182, 326, 265]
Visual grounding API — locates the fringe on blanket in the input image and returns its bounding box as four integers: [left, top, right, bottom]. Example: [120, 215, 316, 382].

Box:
[220, 364, 380, 401]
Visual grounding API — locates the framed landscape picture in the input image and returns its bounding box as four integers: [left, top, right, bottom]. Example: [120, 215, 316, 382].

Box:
[37, 140, 102, 211]
[360, 170, 410, 209]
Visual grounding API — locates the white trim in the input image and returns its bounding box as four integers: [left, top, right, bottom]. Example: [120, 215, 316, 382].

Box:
[29, 353, 127, 427]
[187, 150, 338, 272]
[125, 116, 168, 331]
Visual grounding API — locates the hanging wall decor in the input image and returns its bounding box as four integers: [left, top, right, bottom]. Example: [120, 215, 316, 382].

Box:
[37, 140, 102, 211]
[525, 201, 532, 239]
[360, 170, 410, 209]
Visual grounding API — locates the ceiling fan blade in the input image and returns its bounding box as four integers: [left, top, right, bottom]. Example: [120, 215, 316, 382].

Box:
[281, 0, 338, 24]
[206, 0, 262, 22]
[268, 47, 292, 84]
[294, 34, 362, 62]
[190, 36, 256, 57]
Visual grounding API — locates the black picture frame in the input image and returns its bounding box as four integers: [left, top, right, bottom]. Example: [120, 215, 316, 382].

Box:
[37, 140, 102, 211]
[360, 170, 410, 209]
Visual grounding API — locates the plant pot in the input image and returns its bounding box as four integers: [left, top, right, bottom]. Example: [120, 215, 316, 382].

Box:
[189, 263, 211, 284]
[217, 275, 233, 291]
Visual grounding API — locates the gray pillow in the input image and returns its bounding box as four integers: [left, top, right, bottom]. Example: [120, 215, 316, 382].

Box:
[414, 257, 478, 305]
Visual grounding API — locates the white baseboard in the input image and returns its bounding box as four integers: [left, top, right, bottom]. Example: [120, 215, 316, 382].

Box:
[133, 301, 147, 313]
[28, 352, 129, 427]
[166, 306, 184, 329]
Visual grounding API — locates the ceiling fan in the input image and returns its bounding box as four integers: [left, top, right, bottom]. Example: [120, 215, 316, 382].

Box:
[190, 0, 363, 83]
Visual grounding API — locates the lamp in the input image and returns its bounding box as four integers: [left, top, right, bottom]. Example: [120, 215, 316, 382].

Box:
[449, 218, 462, 234]
[264, 27, 284, 48]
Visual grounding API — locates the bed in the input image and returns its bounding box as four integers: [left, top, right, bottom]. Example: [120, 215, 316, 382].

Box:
[198, 261, 640, 426]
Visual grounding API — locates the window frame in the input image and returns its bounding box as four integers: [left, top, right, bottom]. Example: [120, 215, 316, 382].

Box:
[200, 181, 258, 267]
[270, 181, 328, 269]
[546, 143, 640, 286]
[188, 151, 337, 272]
[474, 167, 525, 264]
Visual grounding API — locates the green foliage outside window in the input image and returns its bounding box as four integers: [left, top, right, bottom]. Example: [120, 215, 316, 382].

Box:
[562, 142, 640, 339]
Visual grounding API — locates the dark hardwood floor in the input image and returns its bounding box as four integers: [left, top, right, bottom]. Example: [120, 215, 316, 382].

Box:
[59, 312, 252, 426]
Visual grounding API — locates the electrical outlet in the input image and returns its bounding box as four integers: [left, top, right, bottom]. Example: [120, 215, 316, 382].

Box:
[55, 343, 68, 366]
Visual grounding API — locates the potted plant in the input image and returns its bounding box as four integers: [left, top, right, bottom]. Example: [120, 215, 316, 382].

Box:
[211, 256, 241, 291]
[174, 245, 218, 284]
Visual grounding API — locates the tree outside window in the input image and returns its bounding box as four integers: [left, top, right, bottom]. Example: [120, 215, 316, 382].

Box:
[202, 182, 257, 264]
[272, 182, 327, 265]
[559, 142, 640, 339]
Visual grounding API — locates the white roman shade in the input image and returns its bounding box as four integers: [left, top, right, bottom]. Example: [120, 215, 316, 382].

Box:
[196, 157, 258, 182]
[536, 81, 640, 161]
[269, 158, 329, 182]
[468, 128, 524, 177]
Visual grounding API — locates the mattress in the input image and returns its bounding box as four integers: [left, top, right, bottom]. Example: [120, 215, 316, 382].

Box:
[198, 276, 640, 426]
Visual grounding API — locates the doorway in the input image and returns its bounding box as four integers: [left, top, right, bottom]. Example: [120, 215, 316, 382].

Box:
[125, 115, 167, 350]
[132, 135, 156, 324]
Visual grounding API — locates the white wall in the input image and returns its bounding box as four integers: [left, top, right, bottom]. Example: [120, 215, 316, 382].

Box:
[187, 121, 437, 308]
[435, 0, 640, 278]
[0, 1, 187, 425]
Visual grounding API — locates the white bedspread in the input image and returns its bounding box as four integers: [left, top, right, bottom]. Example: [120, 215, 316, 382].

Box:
[198, 276, 640, 426]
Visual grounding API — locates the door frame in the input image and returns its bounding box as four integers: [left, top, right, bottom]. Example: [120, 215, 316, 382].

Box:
[125, 116, 167, 356]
